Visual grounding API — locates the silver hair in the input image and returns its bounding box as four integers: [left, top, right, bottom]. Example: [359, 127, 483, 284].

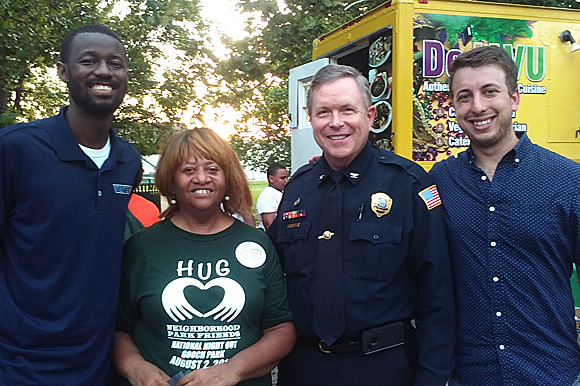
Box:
[306, 64, 372, 112]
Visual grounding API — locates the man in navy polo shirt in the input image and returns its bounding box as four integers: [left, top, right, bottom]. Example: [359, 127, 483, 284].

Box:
[0, 25, 140, 385]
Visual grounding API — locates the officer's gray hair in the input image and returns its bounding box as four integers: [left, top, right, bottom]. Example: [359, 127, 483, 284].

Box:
[306, 64, 372, 112]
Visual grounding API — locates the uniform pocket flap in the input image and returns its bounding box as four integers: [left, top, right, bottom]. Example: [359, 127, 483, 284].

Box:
[277, 221, 311, 243]
[349, 222, 402, 244]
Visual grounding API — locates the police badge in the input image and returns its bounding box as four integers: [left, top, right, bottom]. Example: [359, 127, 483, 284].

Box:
[371, 192, 393, 217]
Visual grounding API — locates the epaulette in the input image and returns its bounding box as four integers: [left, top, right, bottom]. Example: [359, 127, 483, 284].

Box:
[373, 146, 429, 184]
[285, 158, 318, 186]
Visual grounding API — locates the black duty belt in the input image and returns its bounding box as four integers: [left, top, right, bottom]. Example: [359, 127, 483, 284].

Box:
[297, 334, 362, 354]
[297, 320, 414, 355]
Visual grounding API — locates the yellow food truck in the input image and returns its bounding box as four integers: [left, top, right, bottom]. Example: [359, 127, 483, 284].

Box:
[288, 0, 580, 171]
[288, 0, 580, 320]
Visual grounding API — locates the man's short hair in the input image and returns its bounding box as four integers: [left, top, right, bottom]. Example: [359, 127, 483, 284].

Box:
[61, 25, 123, 64]
[448, 46, 518, 96]
[307, 64, 372, 112]
[266, 162, 286, 178]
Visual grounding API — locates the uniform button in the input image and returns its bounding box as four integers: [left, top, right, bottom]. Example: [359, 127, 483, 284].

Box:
[496, 311, 502, 317]
[490, 241, 497, 247]
[481, 175, 487, 181]
[515, 158, 520, 163]
[380, 156, 386, 160]
[499, 345, 505, 350]
[493, 276, 499, 282]
[489, 206, 495, 212]
[373, 234, 379, 240]
[97, 190, 103, 197]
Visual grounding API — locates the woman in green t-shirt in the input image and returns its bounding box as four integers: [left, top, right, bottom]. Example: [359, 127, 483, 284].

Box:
[113, 128, 296, 386]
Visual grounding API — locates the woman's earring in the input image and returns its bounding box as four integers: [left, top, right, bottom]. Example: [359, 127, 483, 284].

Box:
[170, 194, 177, 205]
[224, 195, 230, 201]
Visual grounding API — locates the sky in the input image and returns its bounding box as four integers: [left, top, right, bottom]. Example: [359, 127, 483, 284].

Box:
[200, 0, 249, 45]
[183, 0, 253, 138]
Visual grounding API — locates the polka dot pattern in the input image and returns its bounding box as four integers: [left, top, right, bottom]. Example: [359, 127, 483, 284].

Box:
[430, 134, 580, 385]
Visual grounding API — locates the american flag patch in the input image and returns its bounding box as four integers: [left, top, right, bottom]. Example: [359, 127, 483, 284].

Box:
[418, 185, 441, 210]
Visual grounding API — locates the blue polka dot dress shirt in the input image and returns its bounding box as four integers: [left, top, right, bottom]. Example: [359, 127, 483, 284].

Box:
[430, 133, 580, 385]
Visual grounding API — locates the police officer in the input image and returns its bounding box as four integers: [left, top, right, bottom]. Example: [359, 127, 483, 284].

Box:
[267, 64, 454, 386]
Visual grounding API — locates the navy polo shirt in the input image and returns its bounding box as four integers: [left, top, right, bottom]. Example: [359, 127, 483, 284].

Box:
[0, 107, 140, 385]
[430, 134, 580, 385]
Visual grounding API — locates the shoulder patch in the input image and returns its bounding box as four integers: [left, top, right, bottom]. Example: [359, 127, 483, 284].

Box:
[418, 185, 441, 210]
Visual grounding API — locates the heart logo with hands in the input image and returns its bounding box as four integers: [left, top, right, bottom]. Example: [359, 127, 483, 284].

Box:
[162, 277, 245, 323]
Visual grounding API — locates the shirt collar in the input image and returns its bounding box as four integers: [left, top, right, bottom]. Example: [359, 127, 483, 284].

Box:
[314, 142, 373, 186]
[510, 132, 531, 162]
[49, 106, 121, 170]
[465, 132, 530, 166]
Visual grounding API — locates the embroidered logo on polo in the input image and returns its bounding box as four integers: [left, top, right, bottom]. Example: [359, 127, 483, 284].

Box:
[113, 184, 132, 194]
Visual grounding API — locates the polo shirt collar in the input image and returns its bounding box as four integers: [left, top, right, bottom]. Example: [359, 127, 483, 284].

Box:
[49, 106, 123, 170]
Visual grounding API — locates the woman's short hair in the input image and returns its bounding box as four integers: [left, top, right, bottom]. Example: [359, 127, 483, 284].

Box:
[155, 128, 252, 219]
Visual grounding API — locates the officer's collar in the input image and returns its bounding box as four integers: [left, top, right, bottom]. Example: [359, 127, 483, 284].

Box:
[315, 142, 373, 186]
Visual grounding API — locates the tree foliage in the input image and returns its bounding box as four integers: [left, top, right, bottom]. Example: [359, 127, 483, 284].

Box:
[0, 0, 106, 124]
[236, 0, 386, 76]
[229, 82, 291, 172]
[0, 0, 213, 155]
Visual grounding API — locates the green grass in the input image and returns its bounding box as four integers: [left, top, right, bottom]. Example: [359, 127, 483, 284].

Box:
[248, 181, 268, 213]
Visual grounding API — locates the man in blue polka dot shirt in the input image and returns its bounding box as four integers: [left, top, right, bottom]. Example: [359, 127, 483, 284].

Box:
[430, 45, 580, 385]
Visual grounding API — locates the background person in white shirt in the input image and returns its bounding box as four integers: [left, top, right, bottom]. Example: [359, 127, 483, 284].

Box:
[256, 162, 288, 230]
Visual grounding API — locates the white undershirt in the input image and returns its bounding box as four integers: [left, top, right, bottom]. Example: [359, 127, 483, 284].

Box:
[78, 136, 111, 169]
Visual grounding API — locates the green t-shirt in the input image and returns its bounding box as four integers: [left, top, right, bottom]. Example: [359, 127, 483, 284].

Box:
[124, 211, 145, 241]
[117, 219, 292, 386]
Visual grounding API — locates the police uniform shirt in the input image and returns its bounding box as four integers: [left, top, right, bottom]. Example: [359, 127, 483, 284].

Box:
[267, 142, 455, 385]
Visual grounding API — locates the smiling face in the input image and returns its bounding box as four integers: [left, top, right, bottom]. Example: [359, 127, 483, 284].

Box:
[452, 64, 520, 152]
[174, 155, 227, 216]
[309, 76, 375, 170]
[58, 32, 128, 118]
